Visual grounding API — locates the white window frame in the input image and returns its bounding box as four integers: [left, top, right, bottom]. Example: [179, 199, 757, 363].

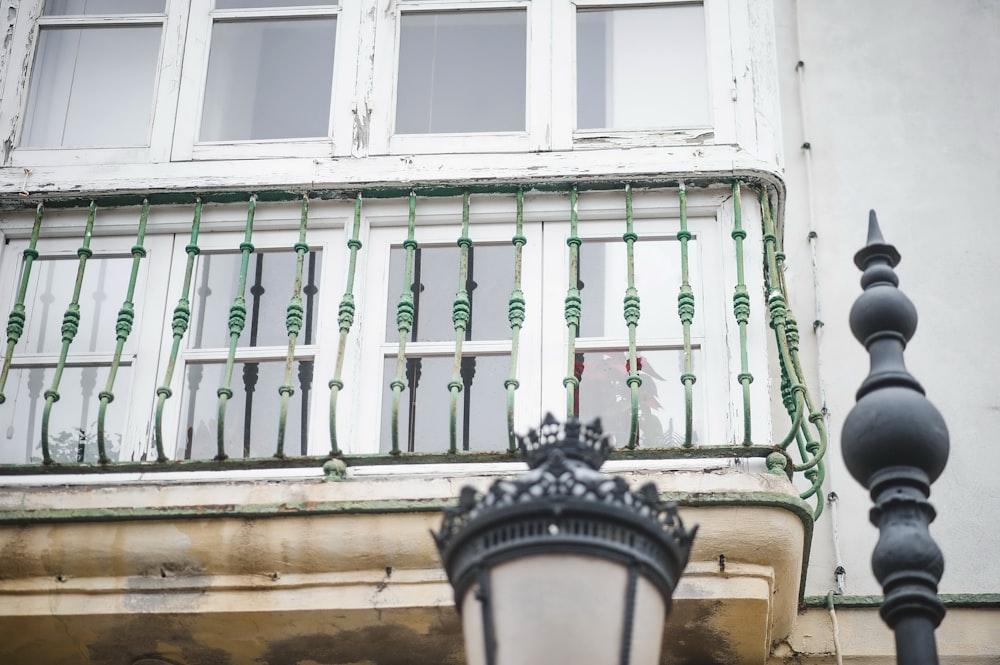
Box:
[0, 0, 741, 166]
[171, 1, 361, 161]
[550, 0, 732, 151]
[367, 0, 551, 155]
[0, 0, 190, 167]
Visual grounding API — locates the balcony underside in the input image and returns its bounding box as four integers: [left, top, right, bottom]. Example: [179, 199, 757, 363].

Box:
[0, 467, 810, 665]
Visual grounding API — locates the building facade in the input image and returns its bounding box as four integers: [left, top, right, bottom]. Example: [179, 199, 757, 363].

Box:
[0, 0, 996, 663]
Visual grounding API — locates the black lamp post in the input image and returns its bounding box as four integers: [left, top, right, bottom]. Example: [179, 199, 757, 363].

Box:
[434, 413, 696, 665]
[842, 212, 950, 665]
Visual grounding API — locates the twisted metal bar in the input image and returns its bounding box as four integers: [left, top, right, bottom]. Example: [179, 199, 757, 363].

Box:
[389, 192, 418, 455]
[563, 187, 582, 416]
[275, 195, 310, 458]
[504, 190, 526, 452]
[40, 202, 96, 465]
[0, 203, 43, 404]
[329, 193, 363, 456]
[760, 187, 827, 517]
[215, 196, 256, 461]
[677, 183, 696, 448]
[153, 200, 202, 462]
[95, 200, 148, 463]
[622, 184, 642, 449]
[447, 192, 473, 454]
[731, 182, 753, 445]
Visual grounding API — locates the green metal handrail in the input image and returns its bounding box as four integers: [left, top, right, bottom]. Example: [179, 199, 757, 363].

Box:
[447, 192, 473, 454]
[504, 189, 526, 452]
[389, 192, 419, 455]
[0, 180, 829, 518]
[676, 183, 697, 448]
[96, 200, 149, 463]
[328, 194, 364, 455]
[153, 200, 202, 462]
[622, 184, 642, 449]
[39, 202, 96, 464]
[563, 186, 582, 417]
[275, 195, 310, 458]
[760, 187, 827, 518]
[0, 203, 43, 404]
[215, 196, 256, 461]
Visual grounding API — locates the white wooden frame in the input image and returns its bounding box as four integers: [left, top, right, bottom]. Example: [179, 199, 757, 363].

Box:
[550, 0, 728, 151]
[368, 0, 548, 155]
[1, 0, 190, 167]
[171, 1, 359, 161]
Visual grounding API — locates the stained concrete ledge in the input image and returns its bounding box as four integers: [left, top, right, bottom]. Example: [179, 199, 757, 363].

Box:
[0, 466, 810, 665]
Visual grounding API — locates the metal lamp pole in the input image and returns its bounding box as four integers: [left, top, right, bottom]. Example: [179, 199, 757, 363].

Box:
[842, 212, 950, 665]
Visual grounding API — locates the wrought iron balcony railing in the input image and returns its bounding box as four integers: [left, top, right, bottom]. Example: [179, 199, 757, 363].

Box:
[0, 178, 826, 516]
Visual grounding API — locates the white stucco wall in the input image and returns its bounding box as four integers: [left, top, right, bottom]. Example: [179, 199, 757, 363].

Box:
[773, 0, 1000, 596]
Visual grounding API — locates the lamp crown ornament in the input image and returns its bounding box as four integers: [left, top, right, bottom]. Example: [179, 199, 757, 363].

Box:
[434, 414, 696, 665]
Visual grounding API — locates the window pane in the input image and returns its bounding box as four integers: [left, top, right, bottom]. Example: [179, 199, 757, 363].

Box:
[215, 0, 335, 7]
[21, 26, 161, 147]
[200, 17, 336, 141]
[44, 0, 165, 15]
[189, 250, 323, 349]
[577, 4, 709, 130]
[380, 354, 509, 453]
[0, 365, 130, 464]
[384, 245, 514, 343]
[576, 348, 701, 447]
[396, 10, 526, 134]
[578, 237, 684, 339]
[20, 256, 143, 355]
[177, 359, 312, 459]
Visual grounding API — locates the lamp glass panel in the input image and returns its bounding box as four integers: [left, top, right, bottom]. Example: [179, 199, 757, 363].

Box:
[461, 554, 666, 665]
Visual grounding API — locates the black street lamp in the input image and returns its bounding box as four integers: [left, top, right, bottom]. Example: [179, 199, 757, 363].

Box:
[843, 212, 950, 665]
[434, 413, 696, 665]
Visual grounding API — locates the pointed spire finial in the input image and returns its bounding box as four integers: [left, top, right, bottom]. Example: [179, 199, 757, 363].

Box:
[854, 209, 901, 270]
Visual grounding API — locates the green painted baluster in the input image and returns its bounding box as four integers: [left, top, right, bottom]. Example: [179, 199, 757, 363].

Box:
[622, 184, 642, 449]
[563, 187, 582, 417]
[0, 203, 43, 404]
[731, 182, 754, 445]
[505, 190, 526, 452]
[389, 192, 418, 455]
[95, 200, 149, 464]
[677, 183, 697, 448]
[275, 195, 310, 459]
[215, 196, 257, 461]
[329, 193, 363, 456]
[39, 202, 96, 465]
[760, 188, 828, 518]
[153, 200, 202, 462]
[447, 192, 473, 455]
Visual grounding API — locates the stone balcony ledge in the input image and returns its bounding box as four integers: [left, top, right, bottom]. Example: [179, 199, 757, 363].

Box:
[0, 464, 810, 665]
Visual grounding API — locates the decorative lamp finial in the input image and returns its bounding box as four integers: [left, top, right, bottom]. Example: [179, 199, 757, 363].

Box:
[842, 212, 949, 665]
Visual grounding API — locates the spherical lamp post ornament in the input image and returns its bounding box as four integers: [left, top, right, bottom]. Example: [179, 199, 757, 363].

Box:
[433, 414, 697, 665]
[842, 212, 950, 665]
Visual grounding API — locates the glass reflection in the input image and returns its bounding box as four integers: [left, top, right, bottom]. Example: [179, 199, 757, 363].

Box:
[379, 354, 508, 453]
[575, 348, 701, 447]
[384, 245, 514, 343]
[189, 250, 322, 349]
[0, 365, 130, 464]
[177, 359, 312, 459]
